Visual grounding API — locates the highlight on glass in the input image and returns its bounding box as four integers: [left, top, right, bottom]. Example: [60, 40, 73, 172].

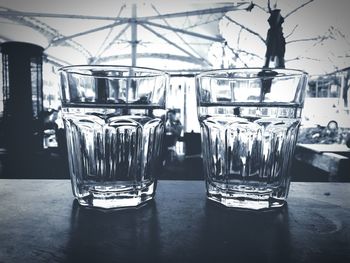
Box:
[59, 65, 168, 209]
[196, 68, 308, 210]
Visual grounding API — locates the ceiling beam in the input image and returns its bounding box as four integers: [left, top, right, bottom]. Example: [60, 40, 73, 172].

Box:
[140, 20, 224, 42]
[97, 53, 208, 66]
[49, 18, 224, 45]
[1, 4, 249, 44]
[140, 23, 200, 60]
[0, 3, 249, 21]
[0, 10, 127, 21]
[150, 4, 212, 66]
[50, 20, 129, 44]
[0, 11, 92, 58]
[92, 24, 130, 63]
[137, 3, 249, 20]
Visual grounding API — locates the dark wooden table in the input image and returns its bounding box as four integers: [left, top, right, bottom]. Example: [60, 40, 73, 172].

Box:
[0, 180, 349, 263]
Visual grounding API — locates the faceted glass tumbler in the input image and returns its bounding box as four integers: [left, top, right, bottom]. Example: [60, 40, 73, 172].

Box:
[196, 68, 308, 210]
[59, 65, 168, 209]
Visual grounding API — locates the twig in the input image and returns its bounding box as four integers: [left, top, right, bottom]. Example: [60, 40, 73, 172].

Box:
[286, 37, 319, 44]
[327, 56, 335, 64]
[236, 49, 264, 60]
[232, 51, 249, 67]
[286, 34, 331, 44]
[267, 0, 272, 13]
[237, 28, 243, 49]
[224, 44, 249, 67]
[285, 24, 298, 39]
[224, 15, 266, 44]
[285, 0, 314, 19]
[285, 56, 320, 62]
[337, 54, 350, 58]
[332, 26, 350, 45]
[252, 3, 269, 13]
[184, 16, 222, 30]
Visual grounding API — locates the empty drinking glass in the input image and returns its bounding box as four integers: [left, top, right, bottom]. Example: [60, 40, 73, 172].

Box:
[59, 66, 168, 209]
[196, 68, 308, 209]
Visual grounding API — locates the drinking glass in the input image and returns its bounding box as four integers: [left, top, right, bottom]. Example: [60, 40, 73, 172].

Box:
[196, 68, 308, 209]
[59, 66, 168, 209]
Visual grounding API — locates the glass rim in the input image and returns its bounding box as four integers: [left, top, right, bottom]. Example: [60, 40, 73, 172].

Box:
[196, 67, 308, 80]
[58, 64, 169, 79]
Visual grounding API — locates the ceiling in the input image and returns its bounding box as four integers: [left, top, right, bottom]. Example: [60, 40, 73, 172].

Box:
[0, 0, 253, 70]
[0, 0, 350, 74]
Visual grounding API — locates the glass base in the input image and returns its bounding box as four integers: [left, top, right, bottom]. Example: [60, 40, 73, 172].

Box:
[207, 185, 286, 210]
[75, 182, 156, 209]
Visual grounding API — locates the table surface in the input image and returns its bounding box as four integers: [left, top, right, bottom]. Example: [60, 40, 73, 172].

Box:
[0, 180, 350, 263]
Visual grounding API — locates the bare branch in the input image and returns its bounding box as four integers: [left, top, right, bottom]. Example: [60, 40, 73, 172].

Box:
[230, 50, 249, 67]
[274, 0, 278, 9]
[184, 16, 222, 30]
[237, 28, 243, 49]
[224, 44, 254, 67]
[286, 34, 332, 45]
[236, 49, 264, 60]
[224, 15, 266, 44]
[285, 0, 314, 19]
[283, 26, 340, 64]
[238, 56, 249, 67]
[252, 3, 269, 13]
[337, 54, 350, 58]
[267, 0, 272, 13]
[285, 24, 298, 39]
[286, 38, 316, 44]
[332, 26, 350, 45]
[285, 56, 321, 63]
[333, 27, 346, 38]
[327, 56, 335, 65]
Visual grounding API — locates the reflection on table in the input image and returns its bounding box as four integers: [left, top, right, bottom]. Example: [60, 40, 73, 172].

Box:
[0, 180, 349, 263]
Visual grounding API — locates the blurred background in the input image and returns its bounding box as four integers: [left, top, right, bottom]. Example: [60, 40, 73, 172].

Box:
[0, 0, 349, 180]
